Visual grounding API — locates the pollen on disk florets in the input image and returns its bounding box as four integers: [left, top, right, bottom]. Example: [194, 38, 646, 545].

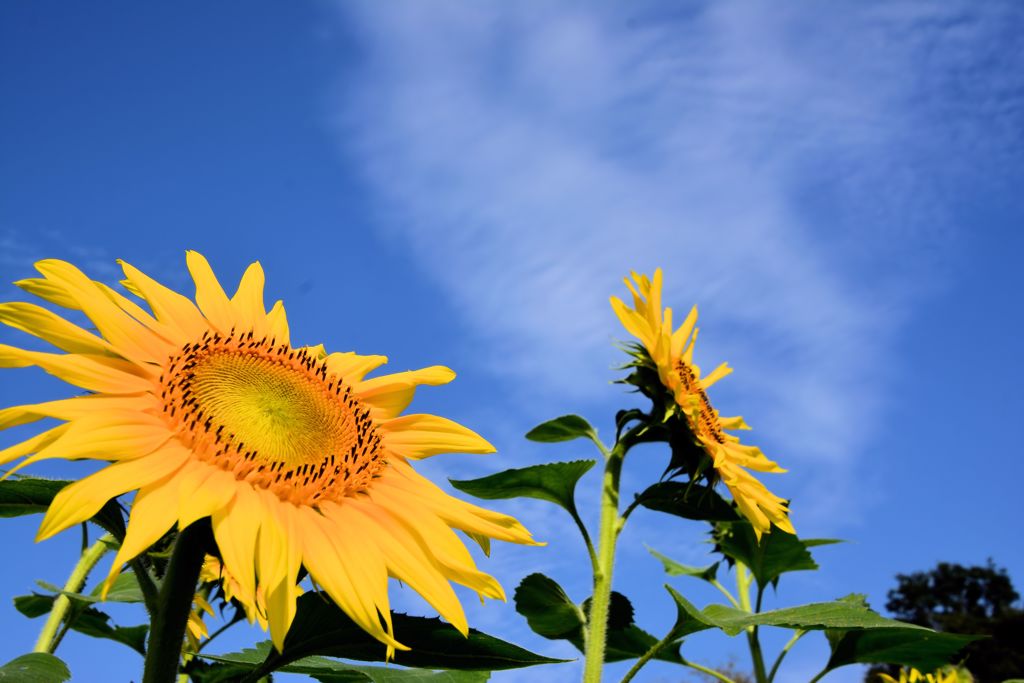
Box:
[158, 329, 385, 505]
[675, 360, 727, 445]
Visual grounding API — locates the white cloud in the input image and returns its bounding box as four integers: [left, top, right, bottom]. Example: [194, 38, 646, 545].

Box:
[327, 0, 1020, 529]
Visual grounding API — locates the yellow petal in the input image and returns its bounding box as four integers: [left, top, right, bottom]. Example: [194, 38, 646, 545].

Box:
[176, 461, 238, 529]
[256, 491, 300, 651]
[701, 362, 733, 389]
[0, 344, 155, 394]
[37, 446, 189, 541]
[670, 305, 699, 360]
[324, 351, 388, 383]
[231, 262, 268, 336]
[34, 260, 168, 363]
[102, 471, 183, 594]
[119, 260, 207, 341]
[0, 396, 157, 432]
[357, 366, 456, 419]
[211, 485, 261, 608]
[15, 278, 81, 310]
[0, 303, 116, 355]
[380, 414, 495, 459]
[265, 301, 290, 345]
[0, 425, 68, 467]
[185, 251, 235, 332]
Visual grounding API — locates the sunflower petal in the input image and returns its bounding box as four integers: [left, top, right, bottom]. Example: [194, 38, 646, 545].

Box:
[119, 260, 207, 341]
[186, 251, 235, 332]
[36, 446, 189, 541]
[380, 414, 494, 459]
[357, 366, 456, 419]
[325, 352, 388, 383]
[0, 344, 155, 393]
[0, 303, 116, 355]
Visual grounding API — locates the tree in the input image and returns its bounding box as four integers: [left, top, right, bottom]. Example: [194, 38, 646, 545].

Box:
[865, 561, 1024, 683]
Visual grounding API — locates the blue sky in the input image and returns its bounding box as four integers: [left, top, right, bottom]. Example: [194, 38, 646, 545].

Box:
[1, 2, 1023, 681]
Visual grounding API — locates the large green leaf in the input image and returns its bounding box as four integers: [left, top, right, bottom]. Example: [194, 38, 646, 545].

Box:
[450, 460, 595, 517]
[233, 593, 563, 676]
[699, 594, 926, 637]
[512, 573, 582, 639]
[511, 574, 681, 664]
[713, 520, 840, 587]
[524, 415, 598, 443]
[634, 482, 739, 523]
[200, 645, 491, 682]
[648, 547, 719, 583]
[0, 653, 70, 682]
[14, 594, 148, 654]
[0, 477, 126, 538]
[824, 628, 981, 673]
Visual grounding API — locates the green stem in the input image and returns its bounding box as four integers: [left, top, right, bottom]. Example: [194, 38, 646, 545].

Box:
[33, 533, 115, 654]
[130, 556, 161, 617]
[568, 504, 599, 577]
[807, 668, 829, 683]
[679, 658, 738, 683]
[709, 579, 742, 609]
[142, 523, 208, 683]
[749, 585, 768, 683]
[767, 630, 805, 683]
[618, 629, 676, 683]
[581, 444, 625, 683]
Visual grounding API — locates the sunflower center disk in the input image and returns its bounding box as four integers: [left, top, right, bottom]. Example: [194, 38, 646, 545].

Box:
[675, 361, 727, 445]
[159, 331, 385, 505]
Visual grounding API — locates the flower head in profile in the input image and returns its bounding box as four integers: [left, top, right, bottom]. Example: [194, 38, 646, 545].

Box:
[0, 252, 537, 654]
[610, 269, 793, 538]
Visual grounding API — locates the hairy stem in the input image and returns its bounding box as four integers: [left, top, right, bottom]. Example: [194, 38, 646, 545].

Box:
[33, 533, 115, 654]
[618, 628, 676, 683]
[581, 444, 624, 683]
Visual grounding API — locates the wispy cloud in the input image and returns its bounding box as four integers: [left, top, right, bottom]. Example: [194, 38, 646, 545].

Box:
[327, 1, 1022, 529]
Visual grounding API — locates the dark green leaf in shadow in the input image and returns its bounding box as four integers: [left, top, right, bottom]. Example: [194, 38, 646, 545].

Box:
[450, 460, 594, 517]
[635, 482, 739, 523]
[524, 415, 598, 443]
[513, 573, 582, 639]
[0, 653, 71, 682]
[0, 477, 126, 539]
[824, 627, 981, 673]
[231, 593, 564, 676]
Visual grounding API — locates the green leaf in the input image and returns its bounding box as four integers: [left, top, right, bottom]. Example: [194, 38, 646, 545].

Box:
[0, 477, 126, 538]
[14, 594, 147, 654]
[512, 574, 679, 664]
[699, 594, 929, 637]
[713, 520, 840, 587]
[635, 482, 739, 523]
[201, 645, 492, 682]
[513, 573, 582, 639]
[648, 547, 719, 583]
[234, 593, 563, 676]
[32, 571, 145, 605]
[450, 461, 595, 518]
[0, 653, 70, 682]
[525, 415, 598, 443]
[824, 627, 981, 673]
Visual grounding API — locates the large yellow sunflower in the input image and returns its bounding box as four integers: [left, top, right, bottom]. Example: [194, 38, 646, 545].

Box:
[610, 269, 794, 538]
[0, 252, 537, 653]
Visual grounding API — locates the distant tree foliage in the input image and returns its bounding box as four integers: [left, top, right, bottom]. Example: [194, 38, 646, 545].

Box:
[865, 561, 1024, 683]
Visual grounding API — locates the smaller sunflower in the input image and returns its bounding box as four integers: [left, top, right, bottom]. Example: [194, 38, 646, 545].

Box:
[878, 667, 972, 683]
[610, 269, 794, 538]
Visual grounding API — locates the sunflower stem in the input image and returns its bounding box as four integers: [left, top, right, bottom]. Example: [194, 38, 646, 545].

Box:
[33, 532, 116, 654]
[142, 523, 209, 683]
[582, 443, 625, 683]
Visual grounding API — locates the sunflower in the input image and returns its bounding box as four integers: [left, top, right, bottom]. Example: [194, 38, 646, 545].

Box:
[0, 252, 537, 653]
[878, 668, 971, 683]
[610, 269, 794, 538]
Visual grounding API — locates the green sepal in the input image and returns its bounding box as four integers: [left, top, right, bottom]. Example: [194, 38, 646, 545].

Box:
[0, 653, 71, 682]
[0, 477, 126, 539]
[712, 520, 841, 588]
[524, 415, 598, 444]
[450, 460, 595, 517]
[13, 594, 147, 654]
